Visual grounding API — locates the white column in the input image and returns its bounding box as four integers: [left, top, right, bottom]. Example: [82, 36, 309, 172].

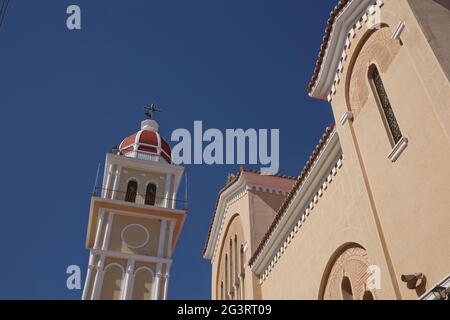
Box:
[82, 265, 94, 300]
[91, 256, 105, 300]
[163, 264, 172, 300]
[111, 167, 122, 200]
[102, 164, 114, 198]
[101, 213, 114, 251]
[171, 174, 177, 209]
[152, 264, 162, 300]
[167, 221, 175, 257]
[121, 259, 135, 300]
[82, 253, 95, 300]
[158, 220, 167, 258]
[163, 174, 171, 208]
[93, 211, 105, 249]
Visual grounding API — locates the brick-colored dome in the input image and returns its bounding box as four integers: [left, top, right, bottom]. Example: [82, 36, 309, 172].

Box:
[118, 119, 171, 163]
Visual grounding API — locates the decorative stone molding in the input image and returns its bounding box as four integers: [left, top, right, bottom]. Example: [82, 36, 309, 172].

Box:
[211, 188, 248, 262]
[326, 0, 387, 103]
[121, 224, 150, 249]
[247, 184, 290, 196]
[249, 127, 339, 274]
[348, 27, 401, 114]
[259, 155, 344, 283]
[210, 181, 291, 262]
[322, 246, 374, 300]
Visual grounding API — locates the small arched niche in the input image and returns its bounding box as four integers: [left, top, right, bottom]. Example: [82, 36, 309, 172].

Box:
[132, 267, 154, 300]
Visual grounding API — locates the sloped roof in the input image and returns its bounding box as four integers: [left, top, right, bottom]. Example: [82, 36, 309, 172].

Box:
[202, 168, 297, 258]
[307, 0, 352, 95]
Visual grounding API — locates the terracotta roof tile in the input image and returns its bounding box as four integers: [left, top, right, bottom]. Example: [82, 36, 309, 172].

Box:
[307, 0, 351, 94]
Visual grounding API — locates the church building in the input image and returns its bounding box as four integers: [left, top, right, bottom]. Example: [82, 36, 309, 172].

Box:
[82, 111, 187, 300]
[203, 0, 450, 300]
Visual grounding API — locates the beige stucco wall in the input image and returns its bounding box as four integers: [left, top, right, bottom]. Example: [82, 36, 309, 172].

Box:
[259, 149, 397, 299]
[248, 191, 290, 253]
[330, 0, 450, 299]
[108, 214, 161, 257]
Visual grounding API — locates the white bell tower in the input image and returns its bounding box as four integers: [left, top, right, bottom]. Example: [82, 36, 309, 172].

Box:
[82, 113, 187, 300]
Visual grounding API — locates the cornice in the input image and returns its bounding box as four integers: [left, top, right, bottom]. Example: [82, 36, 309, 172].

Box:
[250, 131, 343, 277]
[309, 0, 384, 101]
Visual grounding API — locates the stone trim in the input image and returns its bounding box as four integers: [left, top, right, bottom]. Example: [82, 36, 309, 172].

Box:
[258, 155, 344, 284]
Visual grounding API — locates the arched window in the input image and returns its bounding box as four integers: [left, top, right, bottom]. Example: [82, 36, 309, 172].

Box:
[229, 239, 233, 299]
[369, 65, 403, 145]
[234, 236, 239, 297]
[132, 268, 154, 300]
[224, 254, 229, 300]
[341, 276, 354, 300]
[145, 183, 157, 206]
[125, 180, 138, 203]
[363, 290, 374, 300]
[100, 264, 124, 300]
[240, 243, 245, 300]
[220, 281, 224, 300]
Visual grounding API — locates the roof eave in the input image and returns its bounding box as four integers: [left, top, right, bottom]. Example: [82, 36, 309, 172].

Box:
[308, 0, 377, 101]
[249, 126, 339, 273]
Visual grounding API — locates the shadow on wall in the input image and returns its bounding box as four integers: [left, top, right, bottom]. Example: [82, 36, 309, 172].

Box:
[434, 0, 450, 11]
[401, 273, 428, 298]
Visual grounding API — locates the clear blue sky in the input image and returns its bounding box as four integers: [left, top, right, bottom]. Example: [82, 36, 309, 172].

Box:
[0, 0, 336, 299]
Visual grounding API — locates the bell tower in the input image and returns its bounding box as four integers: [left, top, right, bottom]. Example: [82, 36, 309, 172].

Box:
[82, 111, 187, 300]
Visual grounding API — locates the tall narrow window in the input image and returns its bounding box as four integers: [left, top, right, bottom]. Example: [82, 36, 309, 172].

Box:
[224, 254, 229, 301]
[240, 244, 245, 300]
[341, 276, 354, 300]
[145, 183, 157, 206]
[229, 239, 234, 298]
[125, 180, 138, 203]
[229, 239, 235, 300]
[234, 236, 239, 292]
[370, 65, 403, 145]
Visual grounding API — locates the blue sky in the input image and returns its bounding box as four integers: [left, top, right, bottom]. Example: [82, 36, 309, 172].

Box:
[0, 0, 336, 299]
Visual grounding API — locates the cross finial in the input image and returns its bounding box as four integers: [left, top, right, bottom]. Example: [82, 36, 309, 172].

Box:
[144, 104, 162, 119]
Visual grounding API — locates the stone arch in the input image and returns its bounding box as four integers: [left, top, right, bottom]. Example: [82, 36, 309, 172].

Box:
[345, 26, 401, 115]
[319, 243, 374, 300]
[100, 263, 124, 300]
[214, 213, 245, 300]
[132, 267, 154, 300]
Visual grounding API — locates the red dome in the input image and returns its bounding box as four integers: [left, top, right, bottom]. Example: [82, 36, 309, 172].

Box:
[118, 120, 172, 164]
